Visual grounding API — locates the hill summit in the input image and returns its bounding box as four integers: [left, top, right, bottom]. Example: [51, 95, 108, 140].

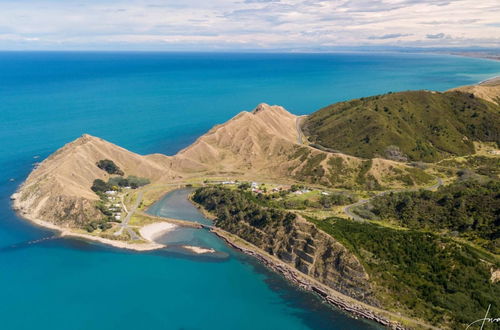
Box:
[303, 89, 500, 162]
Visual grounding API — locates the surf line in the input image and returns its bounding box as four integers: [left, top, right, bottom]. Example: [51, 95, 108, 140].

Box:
[0, 235, 60, 252]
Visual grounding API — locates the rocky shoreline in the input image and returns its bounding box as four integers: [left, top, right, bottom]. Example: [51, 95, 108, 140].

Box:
[210, 228, 407, 330]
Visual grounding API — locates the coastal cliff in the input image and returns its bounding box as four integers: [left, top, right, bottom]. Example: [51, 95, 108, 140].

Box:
[219, 214, 376, 304]
[191, 186, 376, 304]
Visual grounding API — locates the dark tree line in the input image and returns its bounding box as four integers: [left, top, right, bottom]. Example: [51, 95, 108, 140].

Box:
[193, 187, 296, 231]
[96, 159, 124, 175]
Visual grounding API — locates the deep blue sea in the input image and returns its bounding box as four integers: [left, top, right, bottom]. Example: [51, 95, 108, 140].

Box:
[1, 52, 499, 330]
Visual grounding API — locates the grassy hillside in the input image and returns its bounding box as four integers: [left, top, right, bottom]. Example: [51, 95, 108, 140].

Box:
[303, 91, 500, 162]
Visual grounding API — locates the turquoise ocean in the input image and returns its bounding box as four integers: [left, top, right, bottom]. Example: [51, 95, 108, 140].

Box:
[1, 52, 500, 330]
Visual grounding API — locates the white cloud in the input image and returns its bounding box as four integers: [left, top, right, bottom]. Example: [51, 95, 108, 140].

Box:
[0, 0, 498, 50]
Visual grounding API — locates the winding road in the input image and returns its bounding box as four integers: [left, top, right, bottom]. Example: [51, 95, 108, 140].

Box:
[293, 115, 445, 222]
[114, 191, 143, 240]
[295, 115, 307, 144]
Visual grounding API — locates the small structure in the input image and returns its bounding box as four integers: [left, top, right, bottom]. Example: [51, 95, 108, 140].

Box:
[105, 191, 117, 196]
[114, 215, 121, 220]
[321, 191, 330, 196]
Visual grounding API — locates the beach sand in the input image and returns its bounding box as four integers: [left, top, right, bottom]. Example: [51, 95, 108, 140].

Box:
[139, 222, 178, 241]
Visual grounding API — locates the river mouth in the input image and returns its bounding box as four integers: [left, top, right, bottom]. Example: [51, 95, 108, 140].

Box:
[145, 187, 230, 259]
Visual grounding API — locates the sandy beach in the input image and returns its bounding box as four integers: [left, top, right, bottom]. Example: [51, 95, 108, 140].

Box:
[139, 222, 178, 241]
[16, 212, 164, 251]
[12, 196, 165, 251]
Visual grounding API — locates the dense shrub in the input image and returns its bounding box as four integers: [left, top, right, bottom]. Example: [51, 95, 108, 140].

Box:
[108, 175, 150, 189]
[311, 217, 500, 328]
[193, 186, 296, 230]
[96, 159, 124, 175]
[370, 179, 500, 252]
[91, 179, 112, 193]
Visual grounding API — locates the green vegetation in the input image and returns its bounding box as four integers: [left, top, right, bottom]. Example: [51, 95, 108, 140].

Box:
[192, 186, 296, 230]
[84, 220, 112, 232]
[108, 175, 150, 189]
[293, 153, 327, 183]
[203, 184, 357, 210]
[91, 176, 150, 194]
[309, 217, 499, 328]
[90, 179, 112, 194]
[96, 159, 124, 175]
[303, 91, 500, 162]
[369, 180, 500, 253]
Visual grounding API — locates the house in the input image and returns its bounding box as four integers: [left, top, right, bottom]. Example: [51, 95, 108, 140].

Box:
[105, 191, 117, 195]
[114, 215, 121, 220]
[321, 192, 330, 196]
[222, 181, 235, 185]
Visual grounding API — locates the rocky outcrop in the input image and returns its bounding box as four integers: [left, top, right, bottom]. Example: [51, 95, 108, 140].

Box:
[215, 214, 376, 305]
[212, 229, 404, 329]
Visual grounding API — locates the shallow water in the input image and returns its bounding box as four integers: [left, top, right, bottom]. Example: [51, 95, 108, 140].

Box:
[1, 52, 500, 329]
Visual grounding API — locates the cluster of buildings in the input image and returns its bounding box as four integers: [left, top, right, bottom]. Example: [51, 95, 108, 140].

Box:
[105, 190, 122, 221]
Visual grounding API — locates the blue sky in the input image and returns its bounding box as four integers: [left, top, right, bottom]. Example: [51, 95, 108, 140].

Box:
[0, 0, 499, 50]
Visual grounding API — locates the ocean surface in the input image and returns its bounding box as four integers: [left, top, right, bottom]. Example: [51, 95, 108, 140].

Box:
[1, 52, 500, 330]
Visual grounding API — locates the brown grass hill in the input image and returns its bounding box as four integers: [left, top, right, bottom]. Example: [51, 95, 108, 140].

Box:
[13, 104, 435, 229]
[12, 134, 177, 228]
[303, 90, 500, 162]
[172, 103, 433, 189]
[171, 103, 299, 177]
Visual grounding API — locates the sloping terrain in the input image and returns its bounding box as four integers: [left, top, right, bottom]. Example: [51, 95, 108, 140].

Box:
[13, 103, 436, 229]
[13, 135, 177, 227]
[303, 90, 500, 162]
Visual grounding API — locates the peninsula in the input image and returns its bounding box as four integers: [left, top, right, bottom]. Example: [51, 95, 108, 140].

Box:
[12, 80, 500, 329]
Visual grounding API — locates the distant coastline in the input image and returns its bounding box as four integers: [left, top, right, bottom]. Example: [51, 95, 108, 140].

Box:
[447, 51, 500, 62]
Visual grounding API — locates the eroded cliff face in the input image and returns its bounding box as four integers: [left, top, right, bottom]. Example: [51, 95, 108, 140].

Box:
[215, 215, 376, 305]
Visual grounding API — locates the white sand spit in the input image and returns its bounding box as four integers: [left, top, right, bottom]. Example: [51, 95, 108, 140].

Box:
[182, 245, 216, 254]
